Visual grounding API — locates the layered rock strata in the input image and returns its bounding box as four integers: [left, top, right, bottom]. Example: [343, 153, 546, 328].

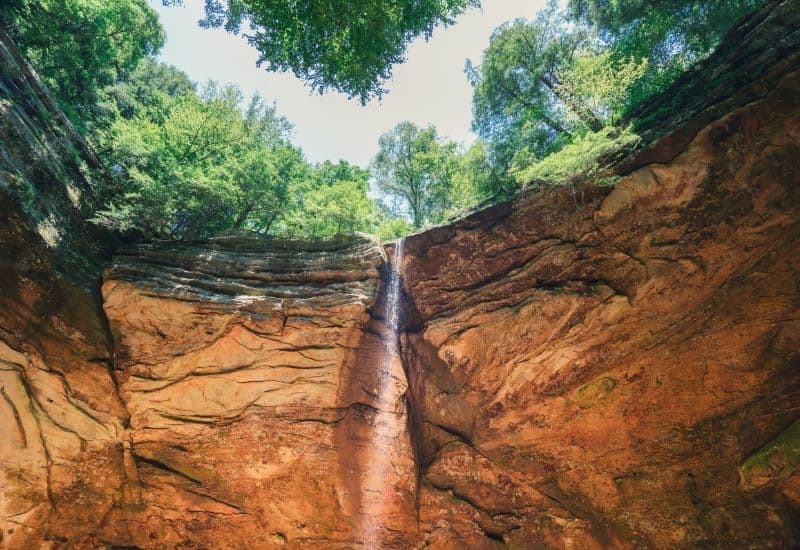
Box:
[1, 0, 800, 547]
[400, 27, 800, 550]
[99, 236, 418, 547]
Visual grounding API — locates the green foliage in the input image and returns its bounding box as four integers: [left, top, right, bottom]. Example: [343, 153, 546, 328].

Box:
[4, 0, 165, 130]
[513, 126, 639, 186]
[556, 51, 648, 127]
[466, 0, 764, 202]
[177, 0, 479, 103]
[367, 122, 500, 233]
[371, 122, 461, 229]
[1, 1, 390, 246]
[375, 217, 416, 242]
[9, 0, 767, 243]
[287, 180, 377, 237]
[448, 141, 492, 212]
[465, 140, 517, 200]
[567, 0, 767, 110]
[7, 0, 476, 241]
[466, 1, 616, 200]
[312, 160, 370, 190]
[227, 143, 305, 234]
[93, 58, 196, 132]
[467, 2, 603, 142]
[92, 77, 389, 241]
[93, 83, 305, 239]
[276, 159, 378, 237]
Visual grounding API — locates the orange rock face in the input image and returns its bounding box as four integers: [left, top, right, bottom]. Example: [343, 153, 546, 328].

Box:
[2, 3, 800, 548]
[97, 237, 418, 548]
[0, 26, 125, 549]
[399, 51, 800, 550]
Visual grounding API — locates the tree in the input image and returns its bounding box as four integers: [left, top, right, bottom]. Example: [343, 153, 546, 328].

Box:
[465, 3, 596, 200]
[164, 0, 478, 103]
[228, 144, 306, 234]
[312, 160, 370, 191]
[567, 0, 766, 108]
[90, 67, 385, 241]
[3, 0, 165, 129]
[555, 50, 647, 126]
[452, 140, 508, 202]
[371, 122, 458, 229]
[466, 1, 650, 198]
[467, 3, 603, 149]
[276, 159, 378, 237]
[93, 82, 300, 239]
[93, 58, 195, 135]
[375, 216, 415, 242]
[241, 93, 294, 149]
[292, 180, 378, 237]
[95, 87, 241, 237]
[6, 0, 472, 241]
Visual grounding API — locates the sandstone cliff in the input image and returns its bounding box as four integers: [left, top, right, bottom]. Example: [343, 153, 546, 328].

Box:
[400, 1, 800, 546]
[0, 1, 799, 548]
[0, 26, 123, 548]
[98, 235, 417, 547]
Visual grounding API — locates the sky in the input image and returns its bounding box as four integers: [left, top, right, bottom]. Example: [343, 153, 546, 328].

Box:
[150, 1, 548, 167]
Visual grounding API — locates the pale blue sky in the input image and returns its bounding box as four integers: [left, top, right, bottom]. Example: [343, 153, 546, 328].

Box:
[150, 1, 548, 166]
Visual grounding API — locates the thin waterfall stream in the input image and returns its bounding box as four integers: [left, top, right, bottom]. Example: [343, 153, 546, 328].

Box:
[362, 238, 406, 547]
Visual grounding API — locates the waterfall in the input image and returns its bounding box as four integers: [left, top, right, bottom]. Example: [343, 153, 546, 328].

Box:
[385, 239, 404, 334]
[362, 238, 405, 547]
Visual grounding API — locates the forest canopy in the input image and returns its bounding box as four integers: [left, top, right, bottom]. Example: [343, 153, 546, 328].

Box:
[183, 0, 480, 103]
[0, 0, 768, 241]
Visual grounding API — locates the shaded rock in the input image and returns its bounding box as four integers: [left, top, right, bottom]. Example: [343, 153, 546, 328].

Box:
[739, 420, 800, 491]
[1, 0, 800, 547]
[401, 27, 800, 549]
[0, 26, 123, 548]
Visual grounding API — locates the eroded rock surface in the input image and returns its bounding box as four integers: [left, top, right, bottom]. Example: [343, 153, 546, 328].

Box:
[1, 1, 800, 547]
[0, 26, 123, 548]
[400, 35, 800, 550]
[99, 236, 418, 547]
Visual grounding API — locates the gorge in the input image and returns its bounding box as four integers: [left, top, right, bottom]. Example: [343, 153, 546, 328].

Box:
[1, 1, 800, 548]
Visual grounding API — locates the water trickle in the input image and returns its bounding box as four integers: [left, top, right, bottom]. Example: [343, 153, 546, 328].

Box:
[384, 239, 404, 334]
[362, 238, 405, 547]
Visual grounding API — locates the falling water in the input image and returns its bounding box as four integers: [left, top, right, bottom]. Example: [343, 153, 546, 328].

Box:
[384, 239, 404, 334]
[362, 238, 405, 547]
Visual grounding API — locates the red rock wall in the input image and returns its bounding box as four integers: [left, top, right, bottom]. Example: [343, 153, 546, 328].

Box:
[2, 2, 800, 547]
[399, 54, 800, 550]
[0, 26, 124, 549]
[98, 237, 418, 548]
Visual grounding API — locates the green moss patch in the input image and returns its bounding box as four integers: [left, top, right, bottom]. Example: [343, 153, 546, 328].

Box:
[739, 420, 800, 490]
[574, 376, 618, 409]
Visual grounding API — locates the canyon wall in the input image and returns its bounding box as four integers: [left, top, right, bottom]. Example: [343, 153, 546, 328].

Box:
[0, 27, 419, 546]
[98, 236, 417, 547]
[400, 2, 800, 546]
[0, 1, 799, 548]
[0, 27, 124, 548]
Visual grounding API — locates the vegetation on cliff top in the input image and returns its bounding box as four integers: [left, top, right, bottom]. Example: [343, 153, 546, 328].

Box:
[1, 0, 767, 241]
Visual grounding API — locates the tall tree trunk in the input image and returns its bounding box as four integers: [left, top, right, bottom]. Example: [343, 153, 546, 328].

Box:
[232, 203, 254, 229]
[541, 73, 604, 132]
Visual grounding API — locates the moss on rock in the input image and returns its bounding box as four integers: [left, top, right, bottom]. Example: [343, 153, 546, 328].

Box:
[574, 377, 618, 409]
[739, 420, 800, 490]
